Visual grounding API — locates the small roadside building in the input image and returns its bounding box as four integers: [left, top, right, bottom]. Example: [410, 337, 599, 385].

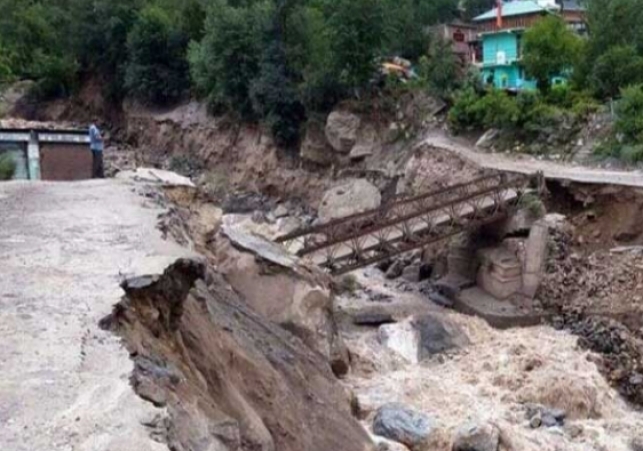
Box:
[0, 127, 92, 181]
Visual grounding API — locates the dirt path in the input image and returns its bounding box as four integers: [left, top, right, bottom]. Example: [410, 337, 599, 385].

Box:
[0, 180, 194, 451]
[423, 131, 643, 188]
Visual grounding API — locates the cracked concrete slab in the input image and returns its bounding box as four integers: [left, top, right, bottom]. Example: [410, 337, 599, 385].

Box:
[0, 179, 195, 451]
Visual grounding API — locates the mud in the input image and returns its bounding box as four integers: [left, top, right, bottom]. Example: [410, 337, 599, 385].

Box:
[340, 270, 643, 451]
[103, 259, 373, 451]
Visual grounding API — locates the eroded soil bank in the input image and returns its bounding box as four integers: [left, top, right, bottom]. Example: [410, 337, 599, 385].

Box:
[100, 258, 372, 451]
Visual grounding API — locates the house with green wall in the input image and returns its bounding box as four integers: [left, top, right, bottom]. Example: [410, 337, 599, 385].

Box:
[473, 0, 577, 91]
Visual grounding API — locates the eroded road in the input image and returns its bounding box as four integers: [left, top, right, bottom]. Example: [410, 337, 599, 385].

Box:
[0, 180, 193, 451]
[423, 131, 643, 188]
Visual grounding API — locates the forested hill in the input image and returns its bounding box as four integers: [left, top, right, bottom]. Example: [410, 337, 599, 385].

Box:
[2, 0, 643, 158]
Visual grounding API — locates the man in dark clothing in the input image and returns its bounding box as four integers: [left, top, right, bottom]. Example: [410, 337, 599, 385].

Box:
[89, 120, 104, 178]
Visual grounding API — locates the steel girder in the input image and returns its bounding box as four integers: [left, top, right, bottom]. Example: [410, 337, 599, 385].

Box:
[276, 172, 542, 275]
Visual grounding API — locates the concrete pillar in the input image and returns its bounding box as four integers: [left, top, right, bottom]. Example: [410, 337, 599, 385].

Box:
[27, 132, 41, 180]
[521, 220, 549, 299]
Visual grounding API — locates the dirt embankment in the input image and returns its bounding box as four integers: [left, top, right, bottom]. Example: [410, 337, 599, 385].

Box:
[102, 258, 373, 451]
[535, 182, 643, 408]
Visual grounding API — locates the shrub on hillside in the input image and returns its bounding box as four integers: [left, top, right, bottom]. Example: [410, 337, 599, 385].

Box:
[472, 89, 520, 129]
[448, 87, 482, 132]
[619, 144, 643, 164]
[522, 102, 565, 135]
[449, 89, 520, 132]
[614, 84, 643, 143]
[0, 154, 16, 180]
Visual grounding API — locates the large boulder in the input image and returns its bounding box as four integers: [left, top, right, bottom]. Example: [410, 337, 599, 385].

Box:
[452, 421, 499, 451]
[318, 179, 381, 222]
[372, 403, 434, 448]
[475, 129, 500, 150]
[301, 121, 336, 166]
[216, 226, 341, 361]
[378, 314, 469, 363]
[413, 314, 469, 359]
[350, 124, 379, 160]
[0, 80, 35, 117]
[326, 110, 361, 153]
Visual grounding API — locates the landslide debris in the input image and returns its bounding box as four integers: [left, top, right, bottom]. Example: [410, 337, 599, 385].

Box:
[102, 259, 373, 451]
[536, 215, 643, 408]
[556, 314, 643, 406]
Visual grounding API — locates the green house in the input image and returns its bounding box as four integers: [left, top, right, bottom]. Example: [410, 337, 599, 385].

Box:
[473, 0, 564, 91]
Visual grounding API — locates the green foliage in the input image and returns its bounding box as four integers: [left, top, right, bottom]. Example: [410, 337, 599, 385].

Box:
[473, 90, 520, 129]
[590, 45, 643, 99]
[519, 193, 546, 218]
[585, 0, 643, 61]
[416, 0, 459, 25]
[619, 144, 643, 164]
[250, 24, 306, 147]
[593, 84, 643, 164]
[0, 0, 77, 99]
[189, 0, 268, 118]
[0, 153, 16, 180]
[125, 6, 190, 105]
[522, 16, 582, 93]
[328, 0, 384, 91]
[521, 102, 564, 135]
[448, 87, 483, 132]
[538, 86, 599, 121]
[462, 0, 495, 21]
[419, 38, 461, 98]
[70, 0, 144, 101]
[614, 85, 643, 143]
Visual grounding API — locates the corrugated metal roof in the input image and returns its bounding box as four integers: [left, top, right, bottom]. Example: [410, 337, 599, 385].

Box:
[473, 1, 549, 21]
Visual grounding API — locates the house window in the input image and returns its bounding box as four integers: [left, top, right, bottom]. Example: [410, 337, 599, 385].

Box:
[453, 29, 465, 42]
[496, 51, 507, 65]
[516, 34, 523, 59]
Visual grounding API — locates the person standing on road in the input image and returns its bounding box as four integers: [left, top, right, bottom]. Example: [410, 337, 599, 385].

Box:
[89, 119, 104, 178]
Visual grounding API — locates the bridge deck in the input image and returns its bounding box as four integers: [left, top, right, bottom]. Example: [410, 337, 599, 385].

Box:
[277, 173, 540, 275]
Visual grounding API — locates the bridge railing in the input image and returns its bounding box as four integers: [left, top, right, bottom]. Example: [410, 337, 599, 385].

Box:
[276, 171, 543, 275]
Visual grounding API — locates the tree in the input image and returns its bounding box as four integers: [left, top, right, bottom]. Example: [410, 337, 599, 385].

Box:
[585, 0, 643, 59]
[0, 0, 77, 98]
[419, 37, 461, 97]
[416, 0, 460, 25]
[381, 0, 426, 61]
[189, 0, 269, 118]
[250, 1, 305, 147]
[614, 84, 643, 143]
[462, 0, 496, 21]
[125, 6, 190, 105]
[69, 0, 144, 101]
[328, 0, 385, 92]
[590, 45, 643, 99]
[522, 16, 583, 93]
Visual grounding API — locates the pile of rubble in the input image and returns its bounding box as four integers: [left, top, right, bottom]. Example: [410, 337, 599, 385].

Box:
[555, 313, 643, 406]
[535, 218, 643, 407]
[537, 228, 643, 315]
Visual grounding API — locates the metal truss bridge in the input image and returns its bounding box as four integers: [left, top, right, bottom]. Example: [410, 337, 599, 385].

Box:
[276, 172, 544, 275]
